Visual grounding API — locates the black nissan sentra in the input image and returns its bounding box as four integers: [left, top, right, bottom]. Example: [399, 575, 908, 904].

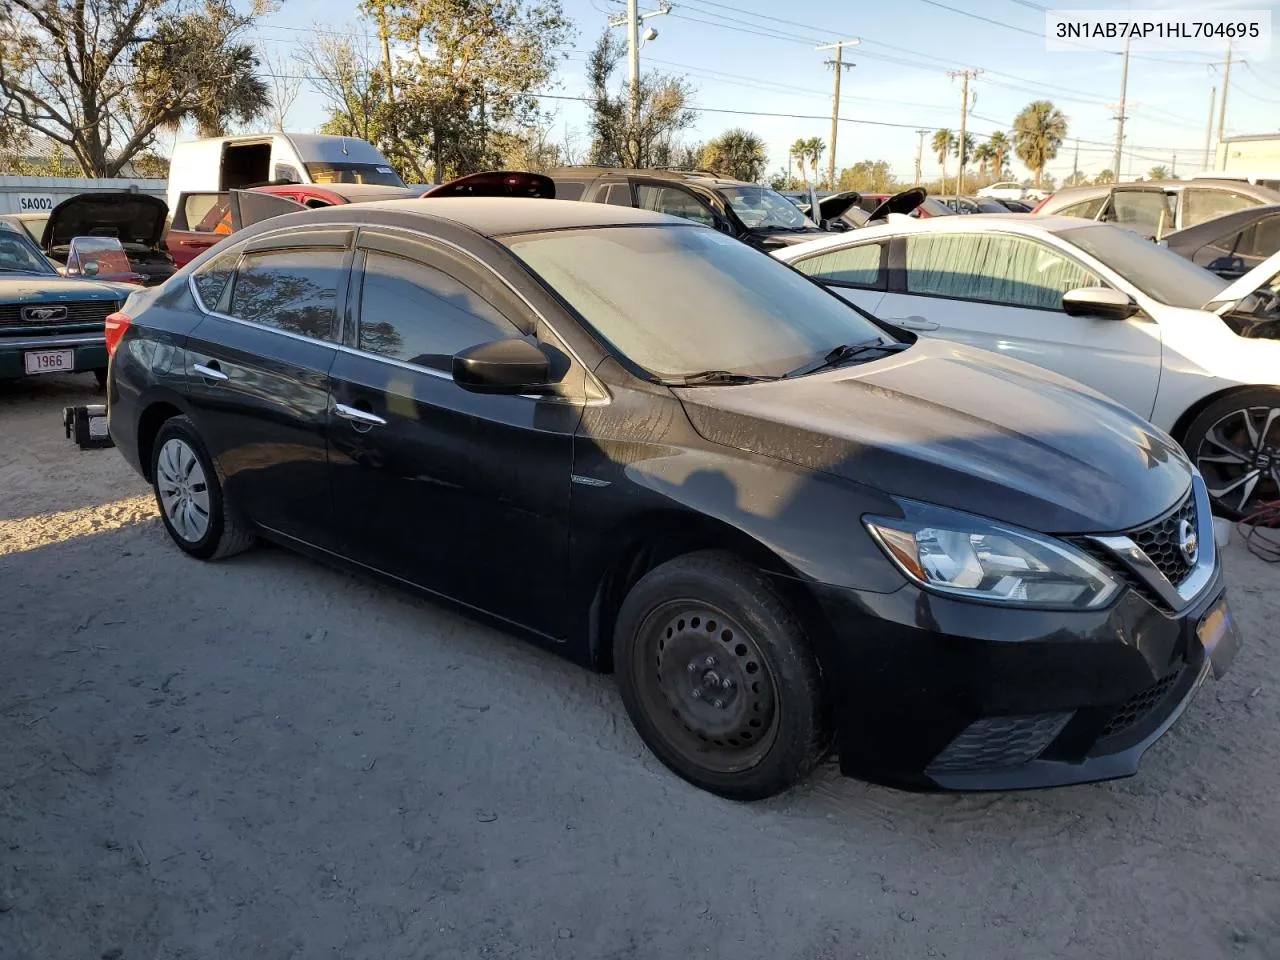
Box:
[105, 198, 1240, 799]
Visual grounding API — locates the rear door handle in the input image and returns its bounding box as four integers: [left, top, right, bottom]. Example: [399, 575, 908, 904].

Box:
[334, 402, 387, 429]
[890, 316, 939, 331]
[192, 361, 229, 381]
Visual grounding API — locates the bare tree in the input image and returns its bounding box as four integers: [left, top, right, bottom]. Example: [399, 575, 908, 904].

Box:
[297, 33, 383, 146]
[263, 50, 302, 131]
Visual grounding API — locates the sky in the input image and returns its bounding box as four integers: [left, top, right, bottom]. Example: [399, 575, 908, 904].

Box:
[231, 0, 1280, 184]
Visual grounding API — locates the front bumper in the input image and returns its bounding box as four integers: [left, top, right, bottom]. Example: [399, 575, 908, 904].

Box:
[0, 333, 107, 378]
[808, 559, 1232, 791]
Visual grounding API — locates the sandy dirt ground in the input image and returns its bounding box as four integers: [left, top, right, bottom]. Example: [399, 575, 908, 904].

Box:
[1, 374, 1278, 960]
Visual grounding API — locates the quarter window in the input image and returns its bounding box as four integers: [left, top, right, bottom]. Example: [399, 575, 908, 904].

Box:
[793, 242, 884, 287]
[228, 248, 346, 341]
[635, 184, 715, 226]
[357, 252, 521, 367]
[905, 233, 1104, 310]
[191, 247, 241, 311]
[601, 183, 633, 206]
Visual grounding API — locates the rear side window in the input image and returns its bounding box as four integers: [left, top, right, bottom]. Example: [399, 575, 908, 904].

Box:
[1243, 215, 1280, 259]
[191, 247, 241, 310]
[601, 183, 633, 206]
[356, 252, 522, 367]
[636, 184, 715, 226]
[1056, 197, 1106, 219]
[793, 242, 885, 288]
[1182, 188, 1254, 227]
[180, 194, 228, 232]
[228, 248, 346, 341]
[555, 181, 586, 201]
[905, 232, 1103, 310]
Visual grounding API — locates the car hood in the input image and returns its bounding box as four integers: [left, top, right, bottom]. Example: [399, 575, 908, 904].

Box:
[42, 192, 168, 250]
[0, 276, 133, 302]
[675, 340, 1191, 534]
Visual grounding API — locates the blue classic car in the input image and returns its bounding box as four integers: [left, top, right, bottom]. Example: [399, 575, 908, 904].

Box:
[0, 220, 133, 384]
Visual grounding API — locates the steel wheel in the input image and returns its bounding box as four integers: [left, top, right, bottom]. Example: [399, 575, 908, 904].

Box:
[634, 600, 780, 774]
[1194, 405, 1280, 515]
[156, 437, 211, 543]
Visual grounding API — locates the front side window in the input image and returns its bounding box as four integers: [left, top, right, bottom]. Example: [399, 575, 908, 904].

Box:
[504, 225, 887, 380]
[357, 252, 521, 367]
[228, 248, 346, 341]
[1104, 191, 1174, 234]
[636, 185, 716, 227]
[1056, 197, 1106, 220]
[192, 247, 241, 310]
[0, 231, 55, 275]
[719, 185, 814, 230]
[905, 232, 1103, 310]
[793, 242, 884, 287]
[1182, 188, 1255, 227]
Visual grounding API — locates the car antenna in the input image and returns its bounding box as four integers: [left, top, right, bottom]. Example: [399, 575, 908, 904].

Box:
[341, 137, 349, 156]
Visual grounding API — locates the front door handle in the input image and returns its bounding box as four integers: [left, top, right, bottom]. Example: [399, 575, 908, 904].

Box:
[890, 316, 939, 331]
[334, 402, 387, 429]
[193, 361, 229, 381]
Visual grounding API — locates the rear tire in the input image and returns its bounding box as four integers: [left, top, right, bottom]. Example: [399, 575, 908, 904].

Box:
[150, 416, 254, 560]
[613, 551, 829, 801]
[1181, 387, 1280, 519]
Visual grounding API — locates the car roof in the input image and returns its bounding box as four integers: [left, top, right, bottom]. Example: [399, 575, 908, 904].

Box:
[235, 196, 685, 240]
[546, 167, 756, 189]
[260, 183, 423, 203]
[773, 212, 1105, 257]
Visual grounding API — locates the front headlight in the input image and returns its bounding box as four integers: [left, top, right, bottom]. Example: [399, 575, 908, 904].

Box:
[864, 502, 1120, 610]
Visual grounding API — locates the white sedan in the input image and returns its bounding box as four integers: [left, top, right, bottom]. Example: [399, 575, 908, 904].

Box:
[976, 181, 1027, 202]
[774, 214, 1280, 517]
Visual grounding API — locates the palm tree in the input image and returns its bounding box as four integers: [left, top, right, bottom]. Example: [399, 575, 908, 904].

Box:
[987, 131, 1012, 179]
[1147, 164, 1171, 181]
[700, 129, 768, 182]
[1094, 168, 1116, 184]
[802, 137, 826, 187]
[932, 129, 955, 191]
[973, 141, 995, 182]
[790, 138, 809, 187]
[1013, 100, 1068, 188]
[952, 132, 976, 177]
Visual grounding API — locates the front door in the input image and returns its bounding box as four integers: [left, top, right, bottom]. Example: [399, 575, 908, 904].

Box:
[326, 229, 579, 638]
[184, 229, 354, 543]
[877, 231, 1163, 419]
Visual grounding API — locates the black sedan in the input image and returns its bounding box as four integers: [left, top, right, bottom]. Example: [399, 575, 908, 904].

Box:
[105, 198, 1239, 799]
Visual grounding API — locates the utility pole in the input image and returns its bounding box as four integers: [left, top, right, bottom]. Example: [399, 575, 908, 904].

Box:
[1203, 85, 1217, 170]
[914, 128, 929, 185]
[816, 39, 859, 189]
[1171, 151, 1177, 178]
[1072, 137, 1080, 183]
[948, 69, 981, 197]
[608, 2, 671, 125]
[1212, 40, 1237, 168]
[1112, 35, 1130, 184]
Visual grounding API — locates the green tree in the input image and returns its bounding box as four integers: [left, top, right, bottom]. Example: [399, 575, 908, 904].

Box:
[836, 159, 897, 193]
[585, 29, 694, 170]
[1148, 165, 1171, 181]
[0, 0, 270, 177]
[1094, 168, 1116, 184]
[987, 131, 1012, 179]
[1063, 169, 1089, 187]
[699, 128, 767, 182]
[1013, 100, 1068, 188]
[798, 137, 825, 186]
[789, 138, 809, 186]
[972, 141, 995, 182]
[932, 129, 955, 191]
[952, 132, 976, 170]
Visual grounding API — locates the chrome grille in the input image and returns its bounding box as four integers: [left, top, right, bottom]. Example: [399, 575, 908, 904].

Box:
[0, 300, 117, 328]
[1126, 488, 1198, 587]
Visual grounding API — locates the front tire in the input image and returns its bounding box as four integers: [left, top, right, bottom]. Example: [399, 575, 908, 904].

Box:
[1182, 388, 1280, 518]
[150, 416, 254, 560]
[613, 551, 829, 801]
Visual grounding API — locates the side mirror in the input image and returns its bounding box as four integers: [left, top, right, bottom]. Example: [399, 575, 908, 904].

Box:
[1062, 287, 1139, 321]
[82, 261, 100, 277]
[452, 338, 551, 394]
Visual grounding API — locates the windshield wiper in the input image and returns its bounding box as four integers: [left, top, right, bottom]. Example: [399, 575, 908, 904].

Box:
[660, 370, 780, 387]
[785, 338, 911, 378]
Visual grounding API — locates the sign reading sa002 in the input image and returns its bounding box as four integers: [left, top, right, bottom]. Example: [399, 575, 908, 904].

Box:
[18, 195, 56, 213]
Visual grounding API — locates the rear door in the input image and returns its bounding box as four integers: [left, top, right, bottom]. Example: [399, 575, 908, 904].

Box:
[787, 239, 890, 315]
[184, 227, 353, 544]
[166, 192, 230, 267]
[326, 228, 580, 637]
[875, 230, 1163, 417]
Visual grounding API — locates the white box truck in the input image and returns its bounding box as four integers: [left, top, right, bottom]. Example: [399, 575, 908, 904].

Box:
[165, 133, 403, 214]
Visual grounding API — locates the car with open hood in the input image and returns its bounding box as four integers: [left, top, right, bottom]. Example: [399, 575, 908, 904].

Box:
[39, 192, 175, 286]
[776, 211, 1280, 519]
[0, 220, 132, 383]
[105, 197, 1237, 799]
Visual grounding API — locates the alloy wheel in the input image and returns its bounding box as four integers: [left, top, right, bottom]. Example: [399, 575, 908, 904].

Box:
[156, 437, 211, 543]
[1195, 405, 1280, 515]
[636, 601, 779, 774]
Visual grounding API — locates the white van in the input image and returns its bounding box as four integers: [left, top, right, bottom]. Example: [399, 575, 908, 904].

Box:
[165, 133, 404, 214]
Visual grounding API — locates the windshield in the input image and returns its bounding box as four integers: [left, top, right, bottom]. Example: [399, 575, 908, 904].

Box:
[719, 185, 816, 231]
[304, 162, 406, 187]
[0, 231, 55, 274]
[504, 225, 888, 380]
[1057, 223, 1229, 308]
